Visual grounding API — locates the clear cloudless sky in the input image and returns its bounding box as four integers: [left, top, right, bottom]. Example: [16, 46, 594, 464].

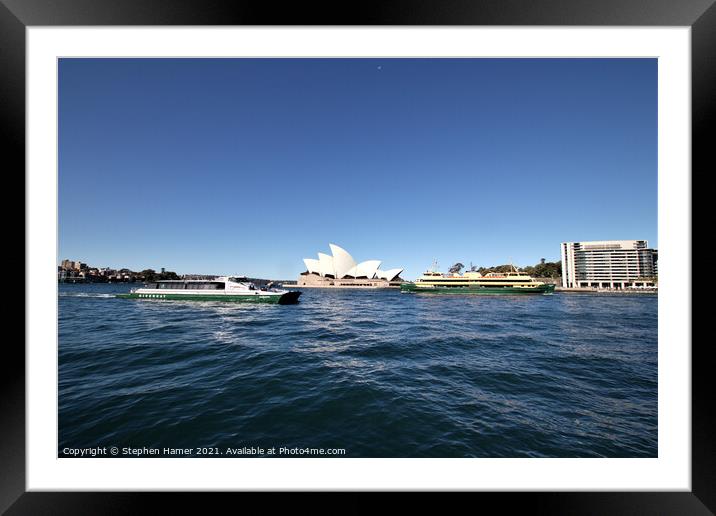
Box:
[59, 58, 656, 279]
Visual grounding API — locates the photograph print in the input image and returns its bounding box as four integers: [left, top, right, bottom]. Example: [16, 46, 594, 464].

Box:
[58, 57, 658, 459]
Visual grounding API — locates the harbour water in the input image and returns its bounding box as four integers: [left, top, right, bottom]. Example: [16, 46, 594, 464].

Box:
[59, 283, 657, 458]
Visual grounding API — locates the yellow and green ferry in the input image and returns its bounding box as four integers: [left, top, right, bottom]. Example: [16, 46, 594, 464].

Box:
[116, 276, 301, 304]
[400, 266, 556, 295]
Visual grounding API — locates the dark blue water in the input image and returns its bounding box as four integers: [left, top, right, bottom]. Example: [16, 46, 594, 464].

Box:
[58, 283, 657, 458]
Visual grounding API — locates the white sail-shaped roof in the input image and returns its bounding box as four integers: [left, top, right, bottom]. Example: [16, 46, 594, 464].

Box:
[329, 243, 357, 279]
[318, 252, 335, 277]
[354, 260, 381, 279]
[303, 258, 321, 274]
[304, 243, 404, 281]
[376, 268, 404, 281]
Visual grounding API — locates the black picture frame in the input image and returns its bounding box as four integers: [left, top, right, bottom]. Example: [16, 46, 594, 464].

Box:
[6, 0, 710, 513]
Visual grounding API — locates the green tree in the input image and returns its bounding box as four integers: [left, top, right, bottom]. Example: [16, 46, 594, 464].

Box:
[477, 260, 562, 278]
[449, 262, 464, 274]
[140, 269, 157, 281]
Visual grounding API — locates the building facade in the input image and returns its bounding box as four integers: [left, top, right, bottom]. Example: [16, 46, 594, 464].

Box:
[560, 240, 658, 289]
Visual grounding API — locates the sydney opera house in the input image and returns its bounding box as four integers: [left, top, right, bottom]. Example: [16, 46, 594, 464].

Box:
[297, 243, 405, 288]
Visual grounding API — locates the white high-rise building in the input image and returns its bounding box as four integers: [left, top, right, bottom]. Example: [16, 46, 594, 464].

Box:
[560, 240, 658, 289]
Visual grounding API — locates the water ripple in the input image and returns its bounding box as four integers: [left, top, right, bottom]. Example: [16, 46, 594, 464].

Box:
[58, 283, 657, 457]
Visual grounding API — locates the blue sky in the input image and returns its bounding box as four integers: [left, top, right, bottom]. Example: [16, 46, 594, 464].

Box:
[59, 58, 657, 279]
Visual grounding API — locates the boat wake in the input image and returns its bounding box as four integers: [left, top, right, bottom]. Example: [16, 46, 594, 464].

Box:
[58, 292, 116, 298]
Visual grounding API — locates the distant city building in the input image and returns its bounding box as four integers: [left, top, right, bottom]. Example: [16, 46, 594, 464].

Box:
[560, 240, 658, 289]
[59, 259, 87, 271]
[298, 243, 404, 288]
[58, 260, 182, 283]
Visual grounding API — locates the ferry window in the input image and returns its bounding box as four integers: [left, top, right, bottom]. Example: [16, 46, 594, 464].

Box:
[191, 282, 219, 290]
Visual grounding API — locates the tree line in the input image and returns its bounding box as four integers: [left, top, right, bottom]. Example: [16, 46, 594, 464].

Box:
[140, 269, 181, 282]
[448, 260, 562, 278]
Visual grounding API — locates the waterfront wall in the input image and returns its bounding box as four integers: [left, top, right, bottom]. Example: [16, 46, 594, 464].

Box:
[295, 273, 401, 289]
[556, 286, 657, 294]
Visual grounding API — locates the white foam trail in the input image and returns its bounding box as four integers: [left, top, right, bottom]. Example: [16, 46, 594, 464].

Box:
[58, 292, 116, 298]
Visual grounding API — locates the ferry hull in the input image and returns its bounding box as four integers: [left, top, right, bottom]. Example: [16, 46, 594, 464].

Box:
[116, 291, 302, 304]
[400, 283, 556, 295]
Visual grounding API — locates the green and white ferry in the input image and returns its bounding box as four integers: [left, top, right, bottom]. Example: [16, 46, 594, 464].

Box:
[117, 276, 302, 304]
[400, 265, 556, 295]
